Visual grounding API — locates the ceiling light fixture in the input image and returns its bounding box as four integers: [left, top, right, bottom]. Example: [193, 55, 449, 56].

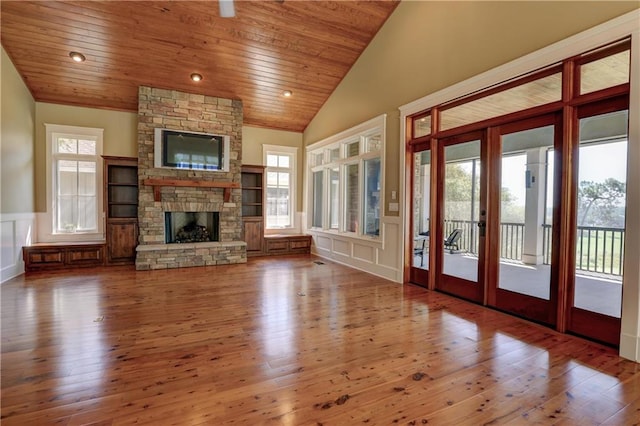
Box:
[283, 90, 293, 97]
[219, 0, 235, 18]
[69, 51, 86, 62]
[190, 73, 203, 82]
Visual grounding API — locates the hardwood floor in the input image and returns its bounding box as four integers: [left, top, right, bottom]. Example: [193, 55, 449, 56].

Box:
[2, 255, 639, 425]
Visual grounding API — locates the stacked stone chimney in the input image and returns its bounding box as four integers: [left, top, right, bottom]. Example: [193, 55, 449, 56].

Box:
[135, 86, 246, 270]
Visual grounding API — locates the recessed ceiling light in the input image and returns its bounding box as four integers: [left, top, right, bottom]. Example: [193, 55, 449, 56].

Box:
[283, 90, 293, 97]
[69, 51, 86, 62]
[190, 73, 203, 82]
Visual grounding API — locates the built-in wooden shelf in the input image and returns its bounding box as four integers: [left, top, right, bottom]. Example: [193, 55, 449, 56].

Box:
[143, 179, 240, 202]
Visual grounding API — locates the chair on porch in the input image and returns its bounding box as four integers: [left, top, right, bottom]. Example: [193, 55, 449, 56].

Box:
[413, 236, 427, 267]
[444, 228, 462, 253]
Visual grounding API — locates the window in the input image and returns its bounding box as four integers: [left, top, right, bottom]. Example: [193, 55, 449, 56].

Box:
[263, 145, 297, 229]
[44, 124, 103, 240]
[345, 163, 359, 232]
[363, 158, 381, 236]
[312, 171, 324, 228]
[307, 116, 384, 239]
[329, 168, 339, 229]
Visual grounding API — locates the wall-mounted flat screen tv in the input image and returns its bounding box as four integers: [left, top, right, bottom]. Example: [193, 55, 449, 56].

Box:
[154, 128, 230, 172]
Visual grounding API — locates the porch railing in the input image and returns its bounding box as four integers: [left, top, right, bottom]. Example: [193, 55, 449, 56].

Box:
[543, 224, 624, 276]
[442, 220, 624, 276]
[443, 220, 523, 261]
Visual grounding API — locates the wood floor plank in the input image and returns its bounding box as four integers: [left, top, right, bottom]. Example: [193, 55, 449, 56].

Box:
[2, 255, 638, 425]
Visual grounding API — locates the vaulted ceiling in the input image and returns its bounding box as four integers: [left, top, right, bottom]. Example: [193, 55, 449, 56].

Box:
[1, 1, 399, 132]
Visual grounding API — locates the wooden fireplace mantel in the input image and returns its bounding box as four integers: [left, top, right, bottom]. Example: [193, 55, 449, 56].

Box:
[143, 179, 240, 202]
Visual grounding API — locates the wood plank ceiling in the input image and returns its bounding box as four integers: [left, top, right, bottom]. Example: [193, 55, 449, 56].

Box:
[0, 1, 399, 132]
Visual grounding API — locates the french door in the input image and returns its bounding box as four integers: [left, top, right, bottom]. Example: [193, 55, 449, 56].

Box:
[566, 97, 628, 346]
[488, 114, 561, 326]
[409, 143, 432, 287]
[409, 105, 627, 344]
[435, 131, 486, 303]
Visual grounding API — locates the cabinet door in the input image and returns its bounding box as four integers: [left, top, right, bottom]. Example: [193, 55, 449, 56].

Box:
[24, 249, 65, 269]
[290, 237, 311, 252]
[67, 246, 104, 266]
[107, 222, 138, 263]
[243, 220, 263, 253]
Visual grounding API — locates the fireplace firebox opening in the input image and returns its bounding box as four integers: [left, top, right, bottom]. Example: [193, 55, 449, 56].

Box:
[165, 212, 219, 244]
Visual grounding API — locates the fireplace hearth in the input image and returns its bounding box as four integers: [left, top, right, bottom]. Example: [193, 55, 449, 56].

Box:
[165, 212, 219, 244]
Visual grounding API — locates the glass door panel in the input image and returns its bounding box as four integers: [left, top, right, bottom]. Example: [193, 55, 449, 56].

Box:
[573, 111, 627, 318]
[493, 122, 557, 325]
[412, 151, 431, 271]
[568, 106, 627, 347]
[442, 141, 480, 283]
[437, 136, 484, 303]
[498, 126, 554, 299]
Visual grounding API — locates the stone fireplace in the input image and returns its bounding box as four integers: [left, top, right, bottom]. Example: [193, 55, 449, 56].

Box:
[135, 87, 247, 270]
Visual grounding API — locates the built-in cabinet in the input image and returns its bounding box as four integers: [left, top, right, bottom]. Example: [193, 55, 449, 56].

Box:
[264, 235, 312, 255]
[241, 164, 312, 257]
[241, 165, 265, 256]
[104, 156, 139, 264]
[23, 243, 105, 271]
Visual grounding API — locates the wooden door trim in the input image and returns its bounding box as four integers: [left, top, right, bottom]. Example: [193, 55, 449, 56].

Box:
[569, 308, 621, 346]
[495, 288, 555, 326]
[484, 126, 500, 307]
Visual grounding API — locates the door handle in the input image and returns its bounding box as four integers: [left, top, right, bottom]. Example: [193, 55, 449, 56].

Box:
[477, 220, 486, 236]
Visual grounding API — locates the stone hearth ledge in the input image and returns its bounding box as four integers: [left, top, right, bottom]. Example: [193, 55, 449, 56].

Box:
[135, 241, 247, 270]
[136, 241, 245, 251]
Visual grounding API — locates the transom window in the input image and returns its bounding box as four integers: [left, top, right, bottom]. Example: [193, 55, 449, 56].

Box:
[410, 38, 631, 138]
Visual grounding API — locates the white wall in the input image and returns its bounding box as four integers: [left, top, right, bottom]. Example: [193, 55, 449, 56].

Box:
[1, 47, 37, 282]
[1, 213, 35, 282]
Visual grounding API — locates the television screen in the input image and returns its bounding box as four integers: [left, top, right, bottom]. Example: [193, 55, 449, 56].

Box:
[154, 129, 230, 171]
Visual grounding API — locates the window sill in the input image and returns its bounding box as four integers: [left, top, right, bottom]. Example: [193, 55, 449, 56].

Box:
[307, 228, 382, 246]
[265, 227, 295, 234]
[38, 232, 105, 244]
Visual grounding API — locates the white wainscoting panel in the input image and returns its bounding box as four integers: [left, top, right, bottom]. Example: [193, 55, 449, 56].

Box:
[333, 239, 350, 256]
[353, 244, 374, 264]
[377, 221, 400, 268]
[315, 235, 332, 251]
[309, 216, 402, 282]
[1, 213, 35, 283]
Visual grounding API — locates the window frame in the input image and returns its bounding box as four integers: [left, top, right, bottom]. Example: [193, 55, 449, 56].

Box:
[263, 144, 297, 230]
[306, 115, 385, 241]
[43, 124, 104, 242]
